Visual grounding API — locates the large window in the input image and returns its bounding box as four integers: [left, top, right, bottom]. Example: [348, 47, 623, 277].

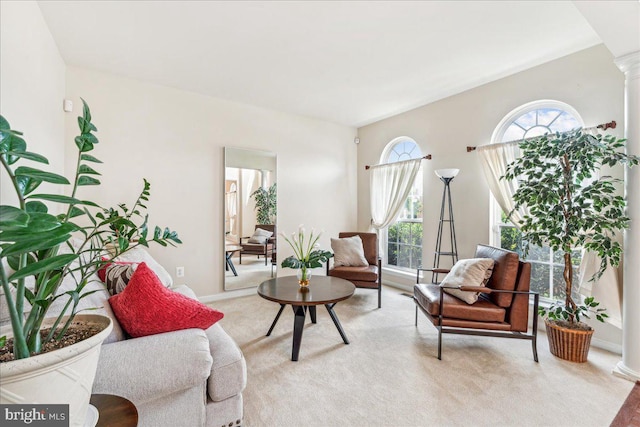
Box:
[382, 137, 423, 270]
[491, 101, 583, 301]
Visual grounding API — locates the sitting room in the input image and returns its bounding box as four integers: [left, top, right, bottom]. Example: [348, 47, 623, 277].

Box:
[1, 1, 639, 427]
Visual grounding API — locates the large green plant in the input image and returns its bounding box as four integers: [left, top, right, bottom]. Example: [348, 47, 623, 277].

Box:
[0, 100, 180, 359]
[503, 129, 638, 325]
[250, 183, 277, 225]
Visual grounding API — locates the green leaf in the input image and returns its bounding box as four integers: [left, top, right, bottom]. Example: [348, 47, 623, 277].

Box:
[77, 176, 100, 186]
[0, 206, 29, 230]
[25, 201, 48, 214]
[8, 254, 78, 281]
[5, 151, 49, 164]
[0, 336, 6, 348]
[80, 154, 103, 163]
[27, 194, 82, 205]
[78, 165, 101, 175]
[15, 166, 69, 185]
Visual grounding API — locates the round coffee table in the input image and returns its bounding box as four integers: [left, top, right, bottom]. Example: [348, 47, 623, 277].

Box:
[89, 394, 138, 427]
[257, 275, 355, 361]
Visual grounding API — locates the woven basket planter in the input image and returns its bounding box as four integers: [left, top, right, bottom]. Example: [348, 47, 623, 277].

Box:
[545, 319, 594, 363]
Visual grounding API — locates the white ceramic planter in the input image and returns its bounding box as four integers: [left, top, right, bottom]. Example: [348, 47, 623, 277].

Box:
[0, 314, 113, 427]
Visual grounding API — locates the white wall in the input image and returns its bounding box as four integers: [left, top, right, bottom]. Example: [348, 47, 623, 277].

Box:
[0, 1, 66, 208]
[64, 67, 358, 298]
[357, 44, 624, 349]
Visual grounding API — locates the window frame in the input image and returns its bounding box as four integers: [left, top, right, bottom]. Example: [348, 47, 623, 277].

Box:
[380, 136, 424, 272]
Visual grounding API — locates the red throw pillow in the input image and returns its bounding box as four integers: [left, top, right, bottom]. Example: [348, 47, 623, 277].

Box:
[109, 262, 223, 338]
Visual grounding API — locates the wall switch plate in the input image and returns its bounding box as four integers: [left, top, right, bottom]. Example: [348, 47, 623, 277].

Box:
[176, 266, 185, 278]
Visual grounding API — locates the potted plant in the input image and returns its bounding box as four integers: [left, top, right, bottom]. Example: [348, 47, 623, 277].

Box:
[0, 100, 180, 425]
[250, 183, 277, 225]
[280, 226, 332, 287]
[503, 128, 638, 362]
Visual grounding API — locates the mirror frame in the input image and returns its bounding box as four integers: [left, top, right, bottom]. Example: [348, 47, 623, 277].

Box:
[223, 147, 277, 291]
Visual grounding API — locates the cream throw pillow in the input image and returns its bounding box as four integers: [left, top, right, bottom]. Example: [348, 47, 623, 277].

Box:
[331, 235, 369, 267]
[248, 228, 273, 244]
[440, 258, 495, 304]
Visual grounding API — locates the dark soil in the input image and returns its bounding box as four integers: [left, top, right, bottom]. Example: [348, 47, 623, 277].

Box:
[550, 319, 593, 331]
[0, 321, 103, 363]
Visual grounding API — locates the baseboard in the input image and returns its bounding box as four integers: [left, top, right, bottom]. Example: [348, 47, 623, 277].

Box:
[591, 337, 622, 355]
[199, 287, 256, 303]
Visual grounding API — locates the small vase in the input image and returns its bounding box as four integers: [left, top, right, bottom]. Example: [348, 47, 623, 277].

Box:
[297, 266, 312, 287]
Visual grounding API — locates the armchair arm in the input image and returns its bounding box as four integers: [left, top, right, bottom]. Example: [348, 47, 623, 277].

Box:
[93, 329, 213, 402]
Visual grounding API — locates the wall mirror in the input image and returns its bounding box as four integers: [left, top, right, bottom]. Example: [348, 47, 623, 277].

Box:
[224, 147, 277, 291]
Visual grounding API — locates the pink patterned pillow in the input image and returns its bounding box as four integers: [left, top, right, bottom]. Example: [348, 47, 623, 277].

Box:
[109, 263, 223, 338]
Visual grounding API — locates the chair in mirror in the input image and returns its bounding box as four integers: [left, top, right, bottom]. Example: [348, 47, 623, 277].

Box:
[224, 147, 277, 290]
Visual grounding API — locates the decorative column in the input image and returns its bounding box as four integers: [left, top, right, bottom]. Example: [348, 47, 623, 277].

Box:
[614, 51, 640, 382]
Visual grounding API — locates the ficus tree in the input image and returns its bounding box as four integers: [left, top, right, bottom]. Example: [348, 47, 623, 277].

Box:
[503, 129, 638, 326]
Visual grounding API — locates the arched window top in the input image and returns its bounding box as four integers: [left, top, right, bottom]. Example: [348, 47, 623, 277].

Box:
[381, 136, 422, 164]
[491, 100, 584, 144]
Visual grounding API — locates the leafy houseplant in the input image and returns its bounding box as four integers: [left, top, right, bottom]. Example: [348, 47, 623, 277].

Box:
[503, 129, 638, 359]
[250, 183, 277, 225]
[280, 226, 332, 287]
[0, 100, 181, 360]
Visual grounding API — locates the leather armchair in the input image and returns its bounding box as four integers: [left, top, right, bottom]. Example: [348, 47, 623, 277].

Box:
[326, 232, 382, 308]
[239, 224, 276, 266]
[414, 244, 539, 361]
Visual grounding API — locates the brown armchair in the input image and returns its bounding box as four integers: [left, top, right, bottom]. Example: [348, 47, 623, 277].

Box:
[414, 244, 539, 361]
[239, 225, 276, 266]
[326, 232, 382, 308]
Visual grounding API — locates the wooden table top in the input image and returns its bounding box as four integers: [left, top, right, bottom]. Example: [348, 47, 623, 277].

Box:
[258, 275, 355, 306]
[90, 394, 138, 427]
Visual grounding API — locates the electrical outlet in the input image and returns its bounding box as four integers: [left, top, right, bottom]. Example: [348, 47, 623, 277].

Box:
[176, 266, 185, 278]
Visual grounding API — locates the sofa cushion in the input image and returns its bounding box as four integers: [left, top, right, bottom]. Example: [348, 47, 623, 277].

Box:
[331, 235, 368, 267]
[109, 263, 224, 338]
[440, 258, 494, 304]
[205, 323, 247, 402]
[328, 265, 378, 282]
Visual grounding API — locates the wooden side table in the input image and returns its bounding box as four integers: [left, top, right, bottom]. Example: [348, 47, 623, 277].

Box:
[90, 394, 138, 427]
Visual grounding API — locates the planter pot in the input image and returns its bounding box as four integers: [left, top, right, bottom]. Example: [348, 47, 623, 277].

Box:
[0, 314, 113, 427]
[545, 319, 594, 363]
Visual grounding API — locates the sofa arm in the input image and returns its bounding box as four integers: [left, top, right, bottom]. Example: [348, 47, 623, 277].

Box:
[93, 328, 213, 403]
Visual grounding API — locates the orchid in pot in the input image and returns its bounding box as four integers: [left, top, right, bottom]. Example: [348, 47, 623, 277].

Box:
[280, 226, 332, 287]
[0, 100, 180, 424]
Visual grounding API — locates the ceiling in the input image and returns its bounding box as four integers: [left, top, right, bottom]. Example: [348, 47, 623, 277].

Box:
[38, 1, 605, 128]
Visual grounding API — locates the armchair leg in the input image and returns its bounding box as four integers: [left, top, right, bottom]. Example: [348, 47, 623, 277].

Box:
[377, 285, 381, 309]
[437, 327, 443, 360]
[415, 305, 418, 326]
[532, 336, 538, 363]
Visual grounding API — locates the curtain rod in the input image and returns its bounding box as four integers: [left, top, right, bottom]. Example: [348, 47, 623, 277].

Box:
[365, 154, 432, 170]
[465, 120, 617, 152]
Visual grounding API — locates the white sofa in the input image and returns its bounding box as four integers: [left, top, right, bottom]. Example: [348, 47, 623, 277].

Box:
[50, 248, 247, 427]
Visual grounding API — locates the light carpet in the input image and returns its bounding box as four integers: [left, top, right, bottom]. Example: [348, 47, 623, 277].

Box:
[211, 285, 634, 427]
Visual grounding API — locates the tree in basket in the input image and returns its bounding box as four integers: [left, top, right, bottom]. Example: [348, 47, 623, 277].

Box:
[0, 100, 180, 424]
[280, 226, 332, 287]
[250, 183, 277, 225]
[503, 128, 638, 362]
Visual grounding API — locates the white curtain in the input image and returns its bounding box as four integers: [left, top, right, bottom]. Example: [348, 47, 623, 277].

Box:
[369, 158, 422, 230]
[476, 141, 527, 227]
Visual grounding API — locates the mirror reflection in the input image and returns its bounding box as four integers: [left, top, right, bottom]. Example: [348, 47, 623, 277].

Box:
[224, 147, 277, 290]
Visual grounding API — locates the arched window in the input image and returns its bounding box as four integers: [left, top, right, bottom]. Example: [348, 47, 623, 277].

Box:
[491, 100, 584, 302]
[381, 137, 423, 270]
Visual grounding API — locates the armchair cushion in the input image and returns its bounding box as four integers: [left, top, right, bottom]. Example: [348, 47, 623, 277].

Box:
[415, 283, 506, 323]
[440, 258, 494, 304]
[328, 265, 379, 282]
[109, 263, 224, 337]
[475, 244, 520, 307]
[331, 235, 368, 267]
[247, 228, 273, 244]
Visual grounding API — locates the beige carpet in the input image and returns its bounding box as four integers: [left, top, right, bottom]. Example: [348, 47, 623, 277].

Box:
[211, 285, 634, 427]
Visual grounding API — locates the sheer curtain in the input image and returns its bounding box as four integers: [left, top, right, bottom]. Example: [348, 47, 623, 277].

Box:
[476, 141, 527, 226]
[369, 158, 422, 231]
